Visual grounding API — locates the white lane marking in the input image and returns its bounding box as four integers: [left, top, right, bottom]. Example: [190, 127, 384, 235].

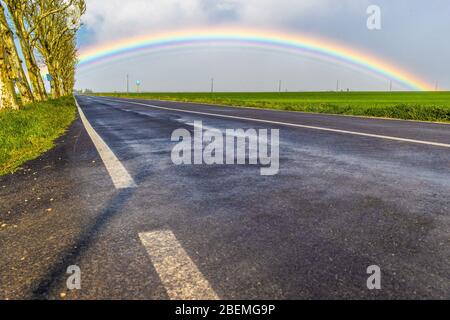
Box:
[75, 97, 137, 189]
[139, 230, 219, 300]
[95, 97, 450, 149]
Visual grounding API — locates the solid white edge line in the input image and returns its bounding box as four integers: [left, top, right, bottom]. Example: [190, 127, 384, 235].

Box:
[139, 230, 220, 300]
[96, 96, 450, 149]
[74, 96, 137, 189]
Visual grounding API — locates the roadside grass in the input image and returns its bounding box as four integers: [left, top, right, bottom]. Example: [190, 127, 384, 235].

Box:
[0, 96, 76, 176]
[94, 91, 450, 123]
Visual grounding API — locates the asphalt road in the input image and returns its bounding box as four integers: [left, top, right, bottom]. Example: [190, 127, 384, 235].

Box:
[1, 95, 449, 299]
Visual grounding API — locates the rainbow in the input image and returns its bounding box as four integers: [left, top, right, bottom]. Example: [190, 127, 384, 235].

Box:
[77, 28, 433, 91]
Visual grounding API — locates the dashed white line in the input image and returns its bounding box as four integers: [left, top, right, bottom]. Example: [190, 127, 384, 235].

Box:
[139, 230, 219, 300]
[75, 97, 137, 189]
[96, 96, 450, 149]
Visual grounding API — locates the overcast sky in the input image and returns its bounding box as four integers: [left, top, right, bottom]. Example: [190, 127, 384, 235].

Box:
[75, 0, 450, 92]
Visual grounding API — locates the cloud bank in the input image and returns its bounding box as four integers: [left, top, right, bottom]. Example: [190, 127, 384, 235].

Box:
[82, 0, 365, 43]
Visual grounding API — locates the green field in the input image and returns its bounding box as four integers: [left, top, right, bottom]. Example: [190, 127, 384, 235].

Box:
[0, 97, 76, 176]
[95, 91, 450, 123]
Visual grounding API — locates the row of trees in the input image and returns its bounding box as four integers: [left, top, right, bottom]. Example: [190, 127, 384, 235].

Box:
[0, 0, 85, 110]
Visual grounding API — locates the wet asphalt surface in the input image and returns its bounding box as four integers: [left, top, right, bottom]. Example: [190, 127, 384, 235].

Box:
[0, 95, 449, 300]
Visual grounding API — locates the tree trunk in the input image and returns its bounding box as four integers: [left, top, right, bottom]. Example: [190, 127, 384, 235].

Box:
[0, 46, 20, 110]
[0, 3, 33, 105]
[25, 46, 48, 101]
[47, 63, 61, 99]
[5, 3, 47, 101]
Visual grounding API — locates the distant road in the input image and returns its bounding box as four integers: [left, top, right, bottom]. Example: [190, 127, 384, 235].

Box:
[0, 95, 449, 299]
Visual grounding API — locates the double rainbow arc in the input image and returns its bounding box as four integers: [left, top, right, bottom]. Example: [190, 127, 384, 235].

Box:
[77, 28, 433, 91]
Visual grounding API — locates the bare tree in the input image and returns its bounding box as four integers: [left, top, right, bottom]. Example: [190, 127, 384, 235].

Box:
[59, 36, 77, 96]
[0, 0, 85, 109]
[0, 2, 33, 105]
[0, 35, 20, 110]
[4, 0, 48, 101]
[30, 0, 85, 98]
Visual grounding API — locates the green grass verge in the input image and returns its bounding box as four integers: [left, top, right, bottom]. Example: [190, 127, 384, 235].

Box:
[0, 96, 76, 176]
[94, 91, 450, 123]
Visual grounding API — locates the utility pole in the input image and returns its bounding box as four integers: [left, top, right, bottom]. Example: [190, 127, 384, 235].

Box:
[126, 74, 129, 93]
[389, 80, 392, 92]
[211, 78, 214, 93]
[278, 80, 282, 93]
[336, 80, 339, 92]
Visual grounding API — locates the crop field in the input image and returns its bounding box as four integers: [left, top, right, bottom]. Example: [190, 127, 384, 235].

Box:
[95, 91, 450, 122]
